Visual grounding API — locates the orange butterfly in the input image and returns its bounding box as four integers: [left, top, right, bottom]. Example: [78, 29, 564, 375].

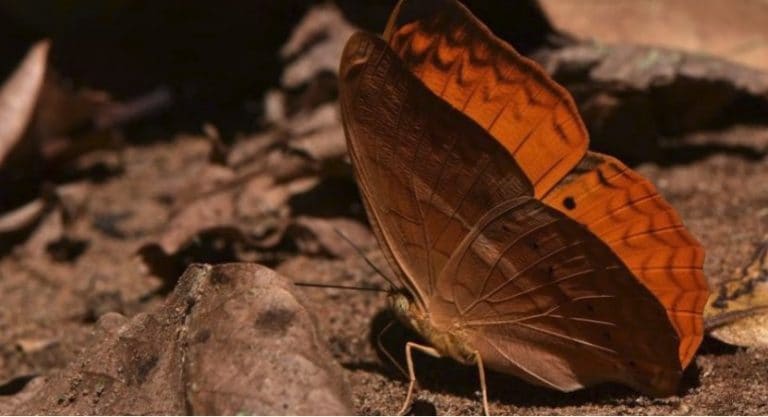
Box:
[339, 0, 709, 414]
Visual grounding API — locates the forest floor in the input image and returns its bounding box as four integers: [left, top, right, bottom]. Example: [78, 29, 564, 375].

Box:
[1, 1, 768, 415]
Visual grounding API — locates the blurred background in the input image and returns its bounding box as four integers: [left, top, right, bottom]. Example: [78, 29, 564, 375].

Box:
[1, 0, 768, 414]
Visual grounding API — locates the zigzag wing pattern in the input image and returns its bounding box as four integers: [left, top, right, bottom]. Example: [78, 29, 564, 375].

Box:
[384, 0, 588, 198]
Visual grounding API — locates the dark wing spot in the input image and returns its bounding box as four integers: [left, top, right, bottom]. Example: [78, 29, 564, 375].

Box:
[563, 197, 576, 210]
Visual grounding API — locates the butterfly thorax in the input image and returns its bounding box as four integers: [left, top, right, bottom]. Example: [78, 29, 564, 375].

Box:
[389, 292, 477, 365]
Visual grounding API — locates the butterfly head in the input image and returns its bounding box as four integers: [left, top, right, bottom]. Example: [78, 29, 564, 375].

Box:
[388, 291, 418, 328]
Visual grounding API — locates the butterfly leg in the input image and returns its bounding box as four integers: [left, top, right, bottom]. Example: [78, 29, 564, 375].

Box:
[377, 320, 408, 378]
[398, 341, 441, 415]
[475, 351, 490, 416]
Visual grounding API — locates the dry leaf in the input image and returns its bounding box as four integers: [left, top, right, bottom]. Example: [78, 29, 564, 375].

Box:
[146, 175, 317, 256]
[0, 41, 49, 167]
[21, 207, 64, 258]
[15, 338, 59, 354]
[156, 186, 239, 255]
[0, 198, 47, 234]
[705, 241, 768, 347]
[280, 3, 356, 89]
[5, 263, 353, 415]
[0, 181, 90, 254]
[538, 43, 768, 162]
[538, 0, 768, 72]
[288, 216, 375, 258]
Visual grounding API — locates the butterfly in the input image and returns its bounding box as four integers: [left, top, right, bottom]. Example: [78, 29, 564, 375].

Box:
[338, 0, 710, 414]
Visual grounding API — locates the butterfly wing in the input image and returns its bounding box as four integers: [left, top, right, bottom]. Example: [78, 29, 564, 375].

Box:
[383, 0, 588, 198]
[339, 32, 533, 311]
[542, 152, 709, 367]
[435, 191, 683, 395]
[340, 33, 684, 395]
[383, 0, 708, 371]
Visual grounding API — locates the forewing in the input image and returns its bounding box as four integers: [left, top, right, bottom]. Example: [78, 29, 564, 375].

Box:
[542, 152, 709, 367]
[383, 0, 588, 198]
[339, 32, 532, 308]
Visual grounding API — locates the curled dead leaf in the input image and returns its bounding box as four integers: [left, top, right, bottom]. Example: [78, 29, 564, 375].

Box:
[0, 40, 49, 167]
[280, 3, 356, 89]
[705, 240, 768, 347]
[0, 198, 47, 234]
[538, 0, 768, 72]
[138, 174, 320, 279]
[4, 263, 353, 415]
[0, 181, 90, 256]
[15, 338, 59, 355]
[539, 43, 768, 162]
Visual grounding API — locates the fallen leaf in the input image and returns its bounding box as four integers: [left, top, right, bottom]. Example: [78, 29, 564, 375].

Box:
[284, 103, 347, 165]
[0, 41, 49, 167]
[280, 3, 356, 90]
[15, 338, 59, 354]
[538, 43, 768, 162]
[0, 198, 47, 234]
[33, 72, 111, 141]
[226, 131, 283, 169]
[286, 101, 339, 137]
[4, 263, 353, 415]
[538, 0, 768, 72]
[155, 176, 274, 255]
[0, 181, 91, 255]
[141, 174, 318, 266]
[21, 208, 64, 258]
[288, 216, 376, 258]
[705, 240, 768, 347]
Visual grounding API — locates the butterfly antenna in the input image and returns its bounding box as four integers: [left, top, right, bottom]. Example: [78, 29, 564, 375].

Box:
[334, 227, 397, 291]
[294, 282, 387, 293]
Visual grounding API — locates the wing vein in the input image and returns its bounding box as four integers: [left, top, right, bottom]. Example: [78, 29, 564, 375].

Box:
[463, 240, 589, 315]
[515, 322, 618, 355]
[475, 215, 558, 297]
[480, 334, 563, 389]
[431, 155, 493, 250]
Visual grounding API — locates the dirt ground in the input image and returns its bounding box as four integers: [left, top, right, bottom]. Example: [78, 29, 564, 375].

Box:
[2, 1, 768, 415]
